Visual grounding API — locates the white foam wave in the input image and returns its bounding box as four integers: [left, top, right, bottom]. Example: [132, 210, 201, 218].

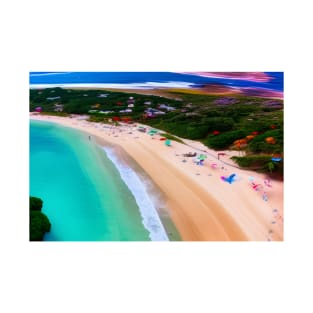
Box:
[103, 147, 169, 241]
[29, 81, 196, 90]
[30, 72, 72, 77]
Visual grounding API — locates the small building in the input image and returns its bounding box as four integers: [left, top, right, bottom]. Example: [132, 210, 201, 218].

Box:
[185, 103, 194, 108]
[119, 109, 133, 113]
[159, 104, 176, 111]
[98, 94, 109, 98]
[99, 110, 114, 114]
[145, 108, 165, 115]
[144, 101, 152, 105]
[128, 103, 134, 108]
[46, 96, 61, 101]
[54, 103, 64, 112]
[35, 106, 42, 113]
[88, 110, 98, 113]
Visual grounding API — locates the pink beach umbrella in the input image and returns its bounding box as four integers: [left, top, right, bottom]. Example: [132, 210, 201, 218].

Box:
[211, 163, 218, 169]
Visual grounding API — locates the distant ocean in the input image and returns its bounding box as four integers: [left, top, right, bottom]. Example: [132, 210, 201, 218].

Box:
[29, 72, 283, 93]
[30, 120, 173, 241]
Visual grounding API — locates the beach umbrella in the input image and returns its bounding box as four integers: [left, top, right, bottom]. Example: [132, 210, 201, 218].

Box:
[165, 139, 171, 146]
[234, 139, 247, 145]
[221, 173, 236, 184]
[246, 135, 255, 141]
[265, 137, 276, 144]
[148, 129, 158, 135]
[248, 176, 255, 182]
[271, 157, 281, 162]
[211, 163, 218, 169]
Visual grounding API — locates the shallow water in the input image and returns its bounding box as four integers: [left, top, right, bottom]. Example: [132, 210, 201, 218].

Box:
[30, 120, 156, 241]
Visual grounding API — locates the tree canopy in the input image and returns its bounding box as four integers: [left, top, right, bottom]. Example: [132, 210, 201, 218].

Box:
[29, 196, 51, 241]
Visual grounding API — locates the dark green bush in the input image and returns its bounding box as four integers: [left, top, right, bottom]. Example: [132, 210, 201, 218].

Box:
[29, 196, 51, 241]
[205, 130, 248, 150]
[231, 155, 272, 168]
[30, 196, 43, 211]
[248, 129, 283, 153]
[30, 211, 51, 241]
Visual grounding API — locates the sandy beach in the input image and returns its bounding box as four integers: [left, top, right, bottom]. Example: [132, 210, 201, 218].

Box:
[30, 114, 283, 241]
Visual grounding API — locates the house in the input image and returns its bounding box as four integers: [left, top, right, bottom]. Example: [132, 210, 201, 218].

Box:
[98, 94, 109, 98]
[144, 101, 152, 105]
[145, 108, 165, 115]
[91, 103, 101, 109]
[88, 110, 98, 113]
[99, 110, 114, 114]
[185, 103, 194, 108]
[128, 103, 134, 108]
[54, 103, 64, 112]
[46, 96, 61, 101]
[159, 104, 176, 111]
[119, 109, 133, 113]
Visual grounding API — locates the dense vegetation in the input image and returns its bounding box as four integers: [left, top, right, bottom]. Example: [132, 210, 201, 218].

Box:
[29, 196, 51, 241]
[30, 87, 283, 176]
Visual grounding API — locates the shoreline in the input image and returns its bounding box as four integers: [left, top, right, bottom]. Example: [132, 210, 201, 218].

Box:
[102, 145, 169, 241]
[30, 114, 284, 241]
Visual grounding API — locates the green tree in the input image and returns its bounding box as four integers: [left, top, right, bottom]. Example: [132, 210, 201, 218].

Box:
[267, 161, 275, 173]
[30, 211, 51, 241]
[29, 196, 51, 241]
[30, 196, 43, 211]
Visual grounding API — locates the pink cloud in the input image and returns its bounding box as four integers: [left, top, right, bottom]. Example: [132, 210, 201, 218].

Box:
[182, 72, 272, 82]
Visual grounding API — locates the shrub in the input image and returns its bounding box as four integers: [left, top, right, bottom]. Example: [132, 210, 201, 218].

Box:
[231, 155, 272, 168]
[30, 196, 43, 211]
[248, 129, 283, 153]
[206, 130, 248, 150]
[30, 211, 51, 241]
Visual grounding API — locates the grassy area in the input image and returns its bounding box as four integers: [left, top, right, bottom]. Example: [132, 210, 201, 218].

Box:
[159, 133, 184, 144]
[39, 112, 70, 117]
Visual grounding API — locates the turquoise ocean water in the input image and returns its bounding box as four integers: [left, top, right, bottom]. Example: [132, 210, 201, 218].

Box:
[30, 120, 173, 241]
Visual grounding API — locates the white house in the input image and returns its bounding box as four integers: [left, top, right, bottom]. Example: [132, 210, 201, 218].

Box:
[99, 110, 114, 114]
[159, 104, 176, 111]
[119, 109, 133, 113]
[46, 96, 61, 101]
